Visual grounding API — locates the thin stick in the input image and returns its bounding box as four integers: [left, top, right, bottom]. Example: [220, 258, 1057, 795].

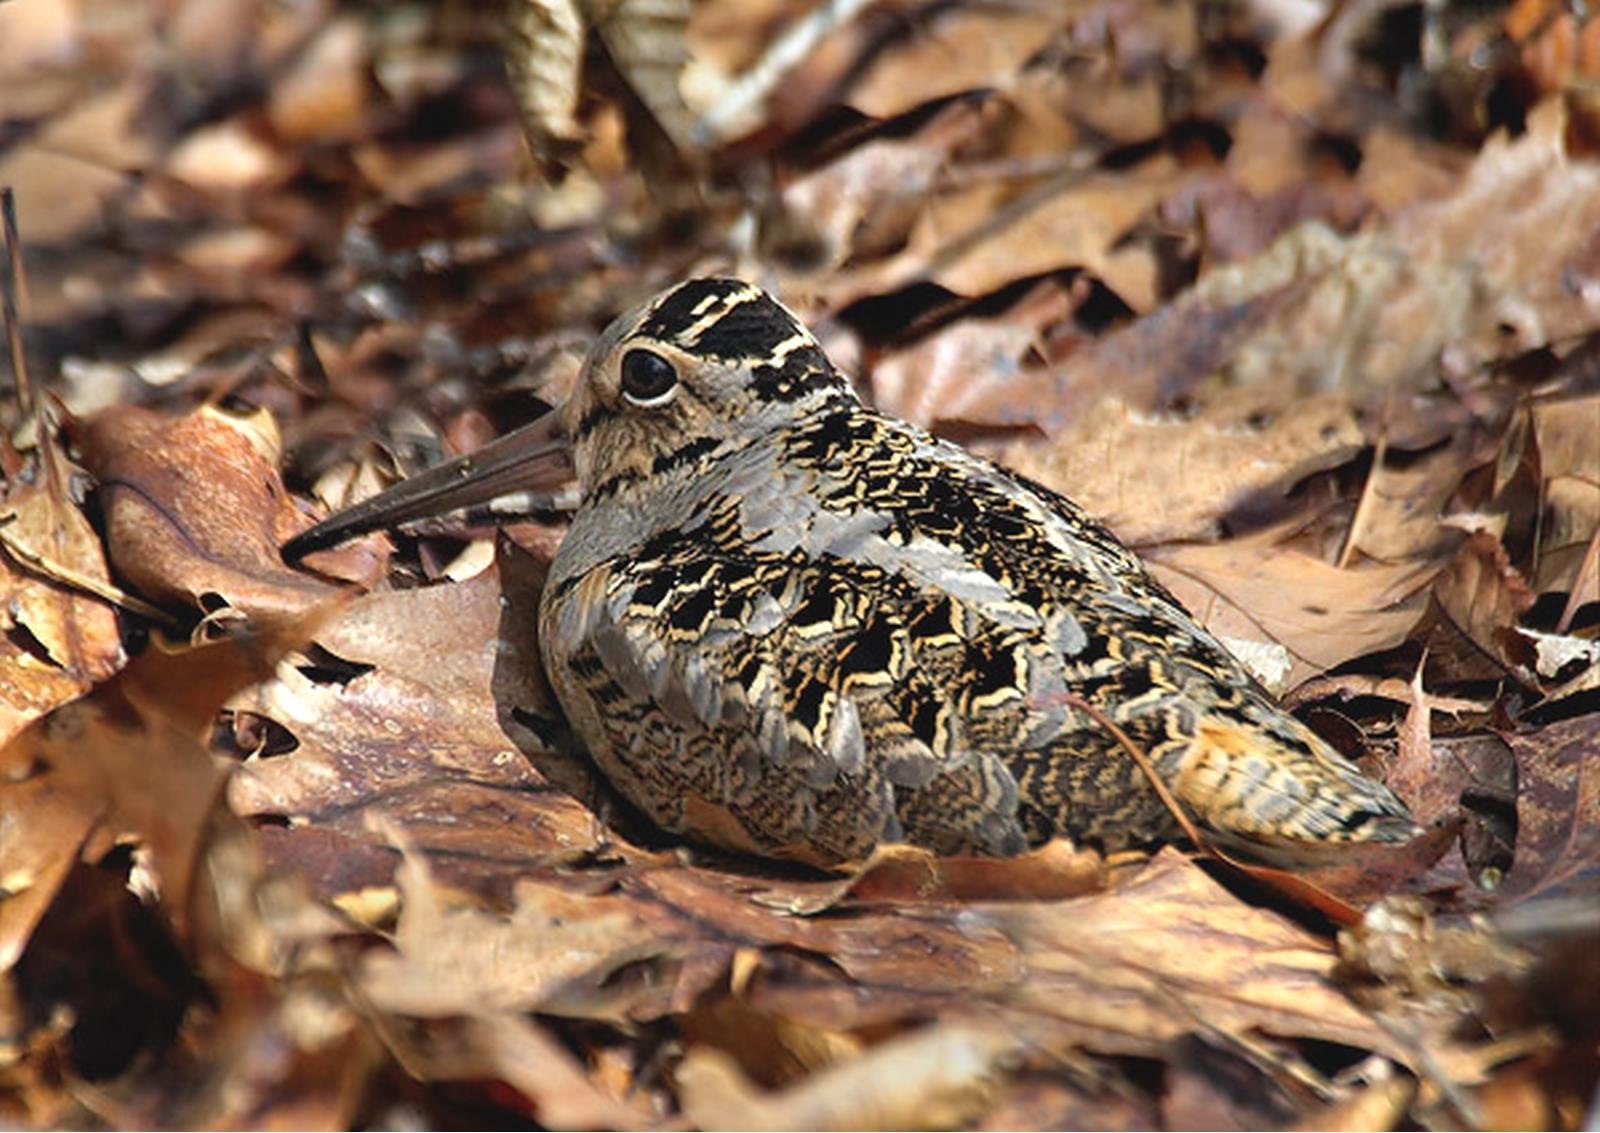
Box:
[1059, 692, 1213, 852]
[1060, 692, 1363, 925]
[0, 517, 183, 629]
[0, 188, 33, 414]
[1337, 430, 1388, 569]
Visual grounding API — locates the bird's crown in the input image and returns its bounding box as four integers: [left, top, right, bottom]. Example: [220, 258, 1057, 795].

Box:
[565, 279, 856, 498]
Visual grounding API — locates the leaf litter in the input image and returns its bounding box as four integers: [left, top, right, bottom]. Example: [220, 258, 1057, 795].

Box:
[1, 0, 1597, 1128]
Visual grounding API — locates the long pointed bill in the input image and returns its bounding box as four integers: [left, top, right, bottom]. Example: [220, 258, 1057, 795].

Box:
[282, 410, 573, 562]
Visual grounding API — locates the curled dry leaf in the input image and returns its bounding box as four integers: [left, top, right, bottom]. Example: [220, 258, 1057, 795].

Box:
[1433, 530, 1538, 683]
[590, 0, 696, 150]
[76, 404, 349, 625]
[0, 441, 124, 747]
[358, 834, 684, 1021]
[999, 387, 1364, 544]
[504, 0, 587, 146]
[678, 1023, 1018, 1132]
[504, 0, 693, 156]
[1145, 533, 1441, 691]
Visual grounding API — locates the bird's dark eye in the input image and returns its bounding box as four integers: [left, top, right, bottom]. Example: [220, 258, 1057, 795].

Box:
[620, 348, 679, 406]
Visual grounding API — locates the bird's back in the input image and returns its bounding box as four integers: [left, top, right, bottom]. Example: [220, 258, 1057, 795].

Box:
[539, 396, 1415, 865]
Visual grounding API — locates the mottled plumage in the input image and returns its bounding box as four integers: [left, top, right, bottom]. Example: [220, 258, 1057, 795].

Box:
[286, 278, 1416, 867]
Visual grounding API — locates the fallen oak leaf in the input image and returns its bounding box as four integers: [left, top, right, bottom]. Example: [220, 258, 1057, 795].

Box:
[357, 822, 686, 1021]
[74, 404, 358, 626]
[226, 559, 607, 902]
[1145, 533, 1442, 691]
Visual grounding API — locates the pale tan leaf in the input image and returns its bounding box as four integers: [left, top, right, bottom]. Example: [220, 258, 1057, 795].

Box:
[678, 1023, 1016, 1132]
[1000, 387, 1364, 544]
[844, 5, 1069, 120]
[504, 0, 587, 144]
[1146, 536, 1441, 689]
[1532, 394, 1600, 596]
[589, 0, 695, 148]
[266, 16, 372, 143]
[359, 836, 682, 1019]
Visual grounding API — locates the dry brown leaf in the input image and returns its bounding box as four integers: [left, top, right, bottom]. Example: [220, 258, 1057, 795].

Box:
[0, 147, 130, 245]
[1290, 1074, 1416, 1133]
[1357, 127, 1467, 213]
[999, 387, 1363, 544]
[843, 5, 1070, 120]
[776, 106, 983, 275]
[164, 118, 294, 193]
[678, 1023, 1017, 1132]
[504, 0, 588, 146]
[1531, 394, 1600, 596]
[590, 0, 695, 149]
[1433, 531, 1538, 682]
[0, 610, 321, 969]
[679, 992, 862, 1090]
[0, 0, 78, 73]
[1005, 101, 1600, 440]
[226, 560, 605, 899]
[30, 76, 161, 173]
[1145, 536, 1440, 690]
[991, 851, 1424, 1062]
[871, 282, 1074, 428]
[266, 16, 372, 143]
[385, 1012, 660, 1129]
[1344, 427, 1490, 565]
[359, 834, 683, 1020]
[0, 775, 98, 973]
[0, 426, 125, 747]
[930, 172, 1166, 308]
[1160, 1037, 1305, 1131]
[77, 404, 344, 624]
[1498, 713, 1600, 905]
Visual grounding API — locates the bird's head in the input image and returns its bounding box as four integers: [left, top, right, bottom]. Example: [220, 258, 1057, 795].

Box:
[564, 278, 853, 502]
[281, 279, 853, 560]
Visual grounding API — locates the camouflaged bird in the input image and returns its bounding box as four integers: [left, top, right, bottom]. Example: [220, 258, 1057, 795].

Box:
[285, 278, 1417, 867]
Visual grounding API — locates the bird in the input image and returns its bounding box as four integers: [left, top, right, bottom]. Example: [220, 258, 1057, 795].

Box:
[283, 277, 1417, 868]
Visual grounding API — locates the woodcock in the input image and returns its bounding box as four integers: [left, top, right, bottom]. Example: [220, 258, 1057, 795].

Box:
[284, 278, 1417, 867]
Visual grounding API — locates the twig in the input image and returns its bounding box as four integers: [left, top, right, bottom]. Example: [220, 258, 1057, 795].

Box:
[0, 515, 183, 630]
[1337, 429, 1388, 570]
[1060, 692, 1364, 926]
[0, 188, 33, 415]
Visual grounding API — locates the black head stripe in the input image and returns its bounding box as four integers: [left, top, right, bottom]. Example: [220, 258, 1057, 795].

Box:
[685, 293, 806, 360]
[637, 278, 754, 342]
[632, 278, 855, 406]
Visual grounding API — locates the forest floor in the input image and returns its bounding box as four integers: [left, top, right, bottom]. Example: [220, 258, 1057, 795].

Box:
[0, 0, 1597, 1128]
